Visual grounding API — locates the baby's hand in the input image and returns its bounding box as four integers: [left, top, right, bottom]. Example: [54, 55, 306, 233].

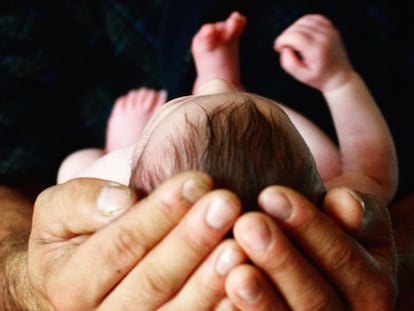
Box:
[274, 14, 353, 92]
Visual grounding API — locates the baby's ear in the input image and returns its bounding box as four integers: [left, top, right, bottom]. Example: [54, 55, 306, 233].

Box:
[196, 78, 237, 95]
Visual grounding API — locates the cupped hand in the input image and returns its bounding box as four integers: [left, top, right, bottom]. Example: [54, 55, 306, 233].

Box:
[225, 186, 397, 310]
[28, 172, 246, 311]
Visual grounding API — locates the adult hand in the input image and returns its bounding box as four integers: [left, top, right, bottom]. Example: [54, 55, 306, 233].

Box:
[390, 193, 414, 310]
[225, 186, 397, 310]
[28, 172, 247, 311]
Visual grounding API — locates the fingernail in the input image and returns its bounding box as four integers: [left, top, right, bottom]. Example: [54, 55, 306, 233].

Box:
[237, 276, 261, 303]
[345, 189, 368, 228]
[240, 218, 272, 251]
[206, 196, 238, 230]
[182, 176, 210, 204]
[97, 183, 132, 216]
[345, 189, 366, 212]
[216, 247, 245, 276]
[261, 189, 292, 220]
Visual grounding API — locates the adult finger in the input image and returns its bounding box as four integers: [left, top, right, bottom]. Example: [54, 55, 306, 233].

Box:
[160, 240, 246, 311]
[324, 187, 393, 243]
[32, 178, 137, 238]
[258, 186, 397, 310]
[226, 264, 289, 311]
[102, 190, 241, 310]
[30, 177, 138, 310]
[233, 212, 344, 310]
[32, 171, 213, 310]
[70, 171, 212, 306]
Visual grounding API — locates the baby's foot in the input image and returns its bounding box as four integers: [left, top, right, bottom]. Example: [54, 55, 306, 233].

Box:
[105, 88, 166, 152]
[191, 11, 246, 93]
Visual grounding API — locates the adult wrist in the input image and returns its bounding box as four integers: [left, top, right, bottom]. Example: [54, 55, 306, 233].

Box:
[1, 232, 48, 311]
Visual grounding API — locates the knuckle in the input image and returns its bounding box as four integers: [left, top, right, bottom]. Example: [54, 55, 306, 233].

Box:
[184, 226, 216, 253]
[301, 294, 331, 311]
[323, 240, 353, 272]
[198, 270, 224, 297]
[139, 265, 175, 303]
[111, 223, 147, 262]
[268, 242, 300, 273]
[33, 185, 57, 216]
[148, 189, 188, 223]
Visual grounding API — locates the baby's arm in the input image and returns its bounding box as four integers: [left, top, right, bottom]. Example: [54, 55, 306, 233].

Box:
[274, 14, 398, 204]
[278, 103, 341, 182]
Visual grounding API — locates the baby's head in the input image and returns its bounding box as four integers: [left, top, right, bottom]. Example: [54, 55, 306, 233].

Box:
[130, 79, 326, 210]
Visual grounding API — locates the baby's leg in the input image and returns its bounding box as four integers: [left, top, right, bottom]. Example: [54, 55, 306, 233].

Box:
[191, 11, 246, 93]
[105, 88, 166, 152]
[57, 148, 104, 184]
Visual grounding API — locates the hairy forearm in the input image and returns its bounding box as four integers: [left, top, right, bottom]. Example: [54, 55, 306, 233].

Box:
[1, 232, 42, 310]
[391, 194, 414, 310]
[0, 186, 46, 310]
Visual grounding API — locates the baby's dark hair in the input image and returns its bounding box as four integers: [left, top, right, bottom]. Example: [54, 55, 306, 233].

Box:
[130, 96, 326, 211]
